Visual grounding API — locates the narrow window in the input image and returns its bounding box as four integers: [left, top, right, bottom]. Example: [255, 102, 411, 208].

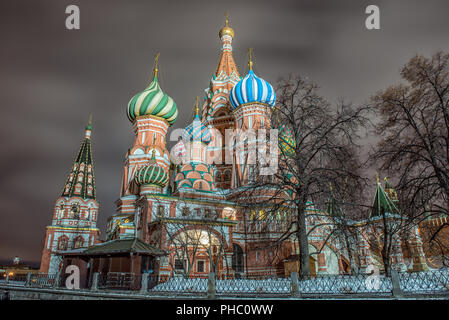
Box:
[197, 260, 205, 272]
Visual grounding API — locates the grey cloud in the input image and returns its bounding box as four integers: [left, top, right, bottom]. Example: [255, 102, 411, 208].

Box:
[1, 0, 449, 264]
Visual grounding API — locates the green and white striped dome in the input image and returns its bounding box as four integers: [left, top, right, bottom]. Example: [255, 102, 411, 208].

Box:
[127, 76, 178, 125]
[134, 163, 169, 188]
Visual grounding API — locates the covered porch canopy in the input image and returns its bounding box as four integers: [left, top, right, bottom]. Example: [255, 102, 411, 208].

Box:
[60, 238, 167, 287]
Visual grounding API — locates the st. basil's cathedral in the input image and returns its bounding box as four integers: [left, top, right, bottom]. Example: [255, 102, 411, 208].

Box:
[39, 17, 439, 282]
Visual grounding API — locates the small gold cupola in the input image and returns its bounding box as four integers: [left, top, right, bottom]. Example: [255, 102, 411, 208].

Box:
[219, 12, 235, 39]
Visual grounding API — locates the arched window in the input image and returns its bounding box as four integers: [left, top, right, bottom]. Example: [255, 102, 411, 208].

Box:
[215, 171, 222, 182]
[71, 203, 80, 219]
[157, 205, 165, 217]
[73, 236, 84, 249]
[59, 204, 64, 219]
[57, 236, 68, 250]
[182, 207, 190, 217]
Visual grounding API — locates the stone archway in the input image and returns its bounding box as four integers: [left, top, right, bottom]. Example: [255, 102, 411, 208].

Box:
[167, 225, 227, 276]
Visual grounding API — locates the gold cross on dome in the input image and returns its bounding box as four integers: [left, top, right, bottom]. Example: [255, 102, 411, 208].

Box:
[248, 48, 253, 70]
[153, 52, 160, 78]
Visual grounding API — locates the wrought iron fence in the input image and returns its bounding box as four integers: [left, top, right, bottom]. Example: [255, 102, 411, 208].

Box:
[0, 273, 28, 286]
[216, 277, 291, 296]
[297, 274, 392, 295]
[399, 268, 449, 294]
[148, 274, 208, 295]
[98, 272, 141, 291]
[6, 273, 28, 283]
[3, 269, 449, 298]
[29, 273, 59, 288]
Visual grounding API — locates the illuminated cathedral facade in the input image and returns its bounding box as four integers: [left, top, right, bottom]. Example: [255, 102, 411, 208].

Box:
[40, 18, 436, 278]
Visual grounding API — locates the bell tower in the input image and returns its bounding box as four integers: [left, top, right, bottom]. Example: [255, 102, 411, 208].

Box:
[203, 14, 240, 190]
[109, 54, 178, 239]
[229, 49, 276, 188]
[40, 116, 100, 273]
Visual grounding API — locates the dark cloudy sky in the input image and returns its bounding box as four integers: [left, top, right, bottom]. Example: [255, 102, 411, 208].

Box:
[1, 0, 449, 266]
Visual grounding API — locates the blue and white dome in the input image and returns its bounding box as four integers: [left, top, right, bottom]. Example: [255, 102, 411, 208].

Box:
[183, 114, 212, 144]
[230, 69, 276, 109]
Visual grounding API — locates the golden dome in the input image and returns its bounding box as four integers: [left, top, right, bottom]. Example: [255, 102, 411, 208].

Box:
[219, 13, 234, 38]
[219, 26, 234, 38]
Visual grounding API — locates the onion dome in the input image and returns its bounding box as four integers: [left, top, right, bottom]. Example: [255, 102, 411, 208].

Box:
[230, 49, 276, 110]
[182, 97, 212, 144]
[279, 124, 296, 156]
[134, 150, 169, 187]
[134, 163, 169, 188]
[127, 53, 178, 125]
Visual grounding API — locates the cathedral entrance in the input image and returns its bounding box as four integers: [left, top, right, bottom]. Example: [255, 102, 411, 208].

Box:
[168, 227, 226, 277]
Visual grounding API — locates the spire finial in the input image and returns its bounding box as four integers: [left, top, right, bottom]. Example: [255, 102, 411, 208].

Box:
[376, 172, 380, 184]
[151, 149, 156, 160]
[153, 52, 160, 78]
[85, 114, 93, 138]
[329, 182, 333, 192]
[248, 48, 254, 70]
[219, 12, 234, 39]
[194, 96, 199, 117]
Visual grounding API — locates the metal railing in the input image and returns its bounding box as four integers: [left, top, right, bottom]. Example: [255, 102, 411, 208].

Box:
[29, 273, 60, 288]
[2, 269, 449, 298]
[1, 273, 28, 284]
[295, 274, 393, 295]
[98, 272, 142, 291]
[147, 274, 208, 295]
[399, 268, 449, 294]
[216, 276, 291, 296]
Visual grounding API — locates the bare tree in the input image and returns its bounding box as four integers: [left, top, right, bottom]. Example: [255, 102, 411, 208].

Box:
[370, 51, 449, 268]
[370, 51, 449, 220]
[235, 74, 370, 278]
[164, 221, 203, 277]
[157, 200, 234, 278]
